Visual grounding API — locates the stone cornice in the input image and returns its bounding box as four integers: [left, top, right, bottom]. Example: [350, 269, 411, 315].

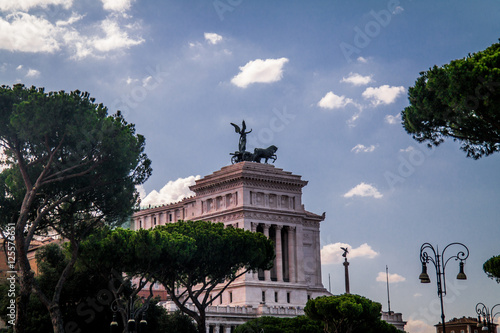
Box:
[194, 206, 323, 226]
[190, 162, 308, 196]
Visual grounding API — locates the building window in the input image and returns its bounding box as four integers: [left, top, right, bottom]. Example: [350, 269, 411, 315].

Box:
[287, 292, 291, 303]
[229, 292, 233, 303]
[307, 294, 311, 301]
[153, 217, 157, 226]
[139, 220, 142, 229]
[274, 292, 278, 302]
[169, 213, 172, 222]
[220, 295, 222, 304]
[262, 291, 266, 303]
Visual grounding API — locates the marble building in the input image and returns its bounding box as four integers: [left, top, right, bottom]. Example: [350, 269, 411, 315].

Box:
[133, 161, 330, 331]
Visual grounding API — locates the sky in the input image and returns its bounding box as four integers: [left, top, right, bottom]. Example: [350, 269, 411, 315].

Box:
[1, 1, 500, 332]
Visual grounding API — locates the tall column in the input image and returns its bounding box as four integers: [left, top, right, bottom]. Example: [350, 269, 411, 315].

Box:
[263, 224, 271, 281]
[288, 226, 296, 283]
[275, 225, 283, 282]
[296, 224, 305, 283]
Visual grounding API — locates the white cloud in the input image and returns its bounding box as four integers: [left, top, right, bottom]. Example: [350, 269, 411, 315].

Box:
[357, 56, 368, 63]
[400, 146, 414, 153]
[56, 12, 84, 26]
[341, 73, 373, 86]
[317, 91, 354, 110]
[343, 182, 383, 199]
[321, 242, 379, 265]
[405, 319, 435, 333]
[0, 10, 143, 59]
[376, 272, 406, 283]
[140, 175, 201, 207]
[125, 76, 138, 85]
[26, 68, 40, 77]
[204, 32, 223, 45]
[101, 0, 133, 13]
[351, 144, 376, 153]
[0, 0, 72, 12]
[393, 6, 404, 15]
[0, 13, 61, 53]
[362, 85, 405, 106]
[16, 65, 23, 70]
[92, 18, 144, 52]
[385, 113, 401, 124]
[231, 57, 289, 88]
[413, 293, 422, 297]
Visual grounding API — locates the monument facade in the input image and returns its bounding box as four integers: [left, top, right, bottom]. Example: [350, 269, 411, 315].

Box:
[133, 161, 329, 331]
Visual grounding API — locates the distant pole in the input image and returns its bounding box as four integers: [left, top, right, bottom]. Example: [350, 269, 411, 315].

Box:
[341, 247, 350, 294]
[328, 273, 331, 293]
[386, 265, 392, 314]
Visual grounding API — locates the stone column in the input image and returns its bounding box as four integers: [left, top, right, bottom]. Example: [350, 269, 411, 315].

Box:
[288, 226, 296, 283]
[263, 224, 271, 281]
[275, 225, 283, 282]
[296, 223, 305, 283]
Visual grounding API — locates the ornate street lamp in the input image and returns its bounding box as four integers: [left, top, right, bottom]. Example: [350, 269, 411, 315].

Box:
[110, 295, 150, 333]
[476, 303, 500, 332]
[419, 242, 469, 333]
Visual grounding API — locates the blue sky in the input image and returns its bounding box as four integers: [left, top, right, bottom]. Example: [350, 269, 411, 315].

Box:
[1, 1, 500, 332]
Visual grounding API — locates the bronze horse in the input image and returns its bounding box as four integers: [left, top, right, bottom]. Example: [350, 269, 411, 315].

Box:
[252, 145, 278, 163]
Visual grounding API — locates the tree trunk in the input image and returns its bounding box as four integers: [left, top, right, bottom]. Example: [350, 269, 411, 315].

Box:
[49, 304, 65, 333]
[15, 229, 33, 333]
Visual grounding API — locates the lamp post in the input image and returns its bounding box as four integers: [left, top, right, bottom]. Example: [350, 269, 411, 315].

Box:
[476, 303, 500, 333]
[419, 242, 469, 333]
[110, 295, 150, 333]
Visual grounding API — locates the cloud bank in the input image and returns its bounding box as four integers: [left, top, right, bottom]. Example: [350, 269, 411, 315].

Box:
[0, 1, 144, 59]
[139, 175, 201, 207]
[321, 242, 379, 265]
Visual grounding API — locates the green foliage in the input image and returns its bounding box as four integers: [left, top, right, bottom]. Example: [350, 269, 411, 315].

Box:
[0, 282, 51, 333]
[79, 226, 196, 278]
[0, 83, 152, 330]
[156, 220, 274, 286]
[0, 83, 152, 233]
[483, 255, 500, 283]
[153, 220, 275, 333]
[401, 41, 500, 159]
[305, 294, 390, 333]
[158, 310, 198, 333]
[234, 316, 323, 333]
